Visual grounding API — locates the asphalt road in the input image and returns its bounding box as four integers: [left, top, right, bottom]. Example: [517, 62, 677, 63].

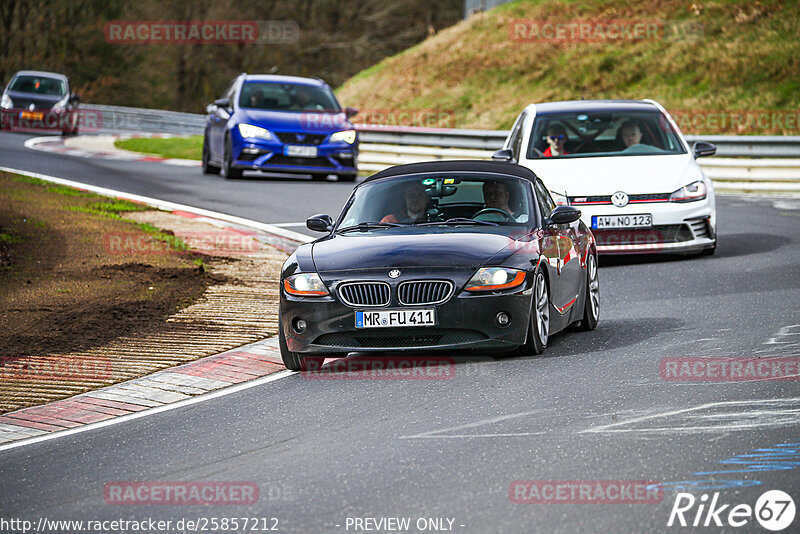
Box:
[2, 130, 800, 533]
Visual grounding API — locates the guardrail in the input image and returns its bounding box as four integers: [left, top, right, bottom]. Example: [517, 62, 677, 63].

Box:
[79, 104, 800, 192]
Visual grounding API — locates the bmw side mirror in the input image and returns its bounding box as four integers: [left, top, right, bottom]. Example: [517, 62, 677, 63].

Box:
[547, 206, 581, 226]
[345, 107, 358, 118]
[693, 141, 716, 159]
[307, 214, 334, 232]
[69, 92, 79, 103]
[492, 148, 515, 162]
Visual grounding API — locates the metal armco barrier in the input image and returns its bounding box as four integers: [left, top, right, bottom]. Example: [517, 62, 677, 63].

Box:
[79, 104, 800, 192]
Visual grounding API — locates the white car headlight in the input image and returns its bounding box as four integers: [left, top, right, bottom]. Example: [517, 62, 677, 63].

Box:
[0, 94, 12, 110]
[670, 181, 707, 203]
[550, 191, 569, 206]
[51, 96, 69, 112]
[284, 273, 329, 297]
[330, 129, 356, 144]
[465, 267, 526, 292]
[238, 123, 273, 140]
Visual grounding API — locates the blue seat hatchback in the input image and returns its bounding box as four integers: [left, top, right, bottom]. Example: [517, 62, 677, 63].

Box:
[203, 74, 359, 181]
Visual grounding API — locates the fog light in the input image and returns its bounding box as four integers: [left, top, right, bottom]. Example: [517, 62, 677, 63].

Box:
[242, 147, 261, 154]
[496, 312, 510, 327]
[293, 318, 307, 333]
[338, 152, 353, 159]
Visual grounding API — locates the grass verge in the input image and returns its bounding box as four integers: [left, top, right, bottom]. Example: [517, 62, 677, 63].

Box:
[114, 136, 203, 160]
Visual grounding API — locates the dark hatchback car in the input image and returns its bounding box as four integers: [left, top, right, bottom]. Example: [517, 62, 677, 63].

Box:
[279, 160, 600, 371]
[203, 74, 359, 181]
[0, 70, 80, 135]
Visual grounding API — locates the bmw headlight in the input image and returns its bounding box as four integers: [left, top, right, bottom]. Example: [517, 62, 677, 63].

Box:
[669, 181, 707, 202]
[0, 94, 12, 110]
[550, 191, 569, 206]
[465, 267, 526, 292]
[330, 129, 356, 144]
[284, 273, 329, 296]
[238, 123, 273, 140]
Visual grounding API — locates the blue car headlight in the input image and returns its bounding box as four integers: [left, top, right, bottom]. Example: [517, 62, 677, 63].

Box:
[238, 123, 273, 140]
[330, 129, 357, 144]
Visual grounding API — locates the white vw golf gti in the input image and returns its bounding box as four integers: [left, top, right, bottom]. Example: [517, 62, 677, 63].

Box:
[499, 100, 717, 255]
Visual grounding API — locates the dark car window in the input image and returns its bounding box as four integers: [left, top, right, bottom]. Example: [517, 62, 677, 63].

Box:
[338, 174, 535, 228]
[8, 75, 66, 96]
[527, 109, 686, 159]
[507, 112, 526, 160]
[239, 82, 341, 112]
[533, 180, 556, 221]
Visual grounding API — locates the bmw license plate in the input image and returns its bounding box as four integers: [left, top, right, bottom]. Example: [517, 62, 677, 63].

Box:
[592, 214, 652, 229]
[284, 145, 317, 158]
[355, 309, 436, 329]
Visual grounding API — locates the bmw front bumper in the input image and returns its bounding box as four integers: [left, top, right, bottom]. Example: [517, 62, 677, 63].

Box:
[281, 272, 534, 355]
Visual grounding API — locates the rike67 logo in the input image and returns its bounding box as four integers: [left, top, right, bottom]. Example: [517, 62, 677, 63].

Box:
[668, 490, 795, 531]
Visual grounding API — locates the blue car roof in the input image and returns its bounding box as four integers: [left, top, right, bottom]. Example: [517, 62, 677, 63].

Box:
[242, 75, 327, 87]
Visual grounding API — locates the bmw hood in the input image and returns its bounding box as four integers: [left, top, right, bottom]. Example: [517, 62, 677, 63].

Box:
[239, 109, 352, 135]
[525, 153, 702, 196]
[311, 231, 519, 272]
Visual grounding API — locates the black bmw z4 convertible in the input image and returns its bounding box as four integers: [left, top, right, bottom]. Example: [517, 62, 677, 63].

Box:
[279, 160, 599, 371]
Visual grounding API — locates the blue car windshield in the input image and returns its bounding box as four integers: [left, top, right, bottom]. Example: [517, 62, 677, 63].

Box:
[527, 110, 687, 159]
[239, 82, 341, 112]
[8, 75, 66, 96]
[338, 174, 535, 229]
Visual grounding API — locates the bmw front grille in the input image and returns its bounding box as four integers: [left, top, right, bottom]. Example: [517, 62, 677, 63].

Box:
[338, 282, 391, 307]
[397, 280, 453, 305]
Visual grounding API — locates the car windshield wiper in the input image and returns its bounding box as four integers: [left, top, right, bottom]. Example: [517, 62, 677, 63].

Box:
[336, 221, 407, 233]
[416, 218, 499, 227]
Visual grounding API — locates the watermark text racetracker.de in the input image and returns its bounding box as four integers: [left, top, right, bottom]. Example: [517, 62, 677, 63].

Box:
[0, 355, 111, 381]
[303, 355, 456, 380]
[509, 480, 663, 504]
[104, 20, 299, 44]
[508, 18, 705, 43]
[103, 230, 262, 256]
[661, 357, 800, 381]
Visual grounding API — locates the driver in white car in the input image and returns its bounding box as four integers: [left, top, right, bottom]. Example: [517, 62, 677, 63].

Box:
[619, 119, 645, 148]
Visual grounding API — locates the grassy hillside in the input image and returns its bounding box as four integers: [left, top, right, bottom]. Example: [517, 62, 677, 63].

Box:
[336, 0, 800, 134]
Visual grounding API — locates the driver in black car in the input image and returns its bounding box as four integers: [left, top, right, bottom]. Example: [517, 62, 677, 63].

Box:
[381, 183, 429, 224]
[479, 181, 527, 222]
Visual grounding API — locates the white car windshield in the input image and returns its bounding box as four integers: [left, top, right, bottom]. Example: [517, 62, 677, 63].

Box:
[337, 174, 534, 229]
[527, 110, 687, 159]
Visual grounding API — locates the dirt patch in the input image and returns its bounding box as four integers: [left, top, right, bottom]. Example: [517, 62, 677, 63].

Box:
[0, 172, 288, 414]
[0, 174, 217, 359]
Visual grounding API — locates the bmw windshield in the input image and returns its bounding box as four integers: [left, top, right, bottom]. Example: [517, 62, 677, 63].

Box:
[528, 110, 687, 159]
[239, 82, 341, 113]
[336, 174, 536, 231]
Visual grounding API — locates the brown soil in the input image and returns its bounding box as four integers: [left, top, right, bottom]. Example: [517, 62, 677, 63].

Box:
[0, 173, 219, 359]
